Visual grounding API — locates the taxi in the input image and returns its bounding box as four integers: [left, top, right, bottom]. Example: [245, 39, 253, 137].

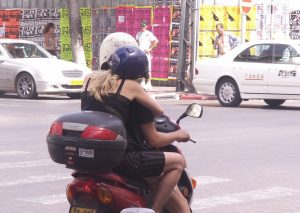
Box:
[193, 40, 300, 107]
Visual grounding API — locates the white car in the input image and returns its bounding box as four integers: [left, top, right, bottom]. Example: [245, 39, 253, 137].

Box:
[0, 39, 91, 99]
[193, 40, 300, 107]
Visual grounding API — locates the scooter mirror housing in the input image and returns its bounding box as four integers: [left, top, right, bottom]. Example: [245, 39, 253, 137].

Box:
[121, 208, 155, 213]
[186, 103, 203, 118]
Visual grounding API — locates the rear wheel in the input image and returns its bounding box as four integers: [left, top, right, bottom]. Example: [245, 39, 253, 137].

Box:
[0, 91, 5, 97]
[67, 93, 81, 99]
[16, 73, 38, 99]
[216, 78, 242, 107]
[264, 99, 285, 107]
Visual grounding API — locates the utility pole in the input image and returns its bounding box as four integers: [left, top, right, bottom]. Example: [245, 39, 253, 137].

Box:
[176, 0, 200, 92]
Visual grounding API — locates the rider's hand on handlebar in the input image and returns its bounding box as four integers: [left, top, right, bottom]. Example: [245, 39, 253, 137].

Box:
[176, 129, 190, 143]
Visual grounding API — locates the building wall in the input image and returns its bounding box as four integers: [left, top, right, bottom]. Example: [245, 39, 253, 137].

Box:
[0, 0, 168, 9]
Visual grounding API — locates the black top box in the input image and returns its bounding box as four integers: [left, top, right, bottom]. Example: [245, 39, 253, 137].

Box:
[47, 111, 127, 173]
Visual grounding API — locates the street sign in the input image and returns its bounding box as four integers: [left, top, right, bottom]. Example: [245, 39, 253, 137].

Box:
[241, 0, 252, 14]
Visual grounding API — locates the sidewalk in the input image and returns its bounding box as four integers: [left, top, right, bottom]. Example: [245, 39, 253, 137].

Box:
[149, 86, 216, 101]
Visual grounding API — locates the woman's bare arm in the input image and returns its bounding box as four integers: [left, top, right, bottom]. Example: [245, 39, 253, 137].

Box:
[140, 122, 190, 148]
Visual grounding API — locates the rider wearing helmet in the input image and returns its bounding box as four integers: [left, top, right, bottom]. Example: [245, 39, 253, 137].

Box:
[81, 32, 190, 213]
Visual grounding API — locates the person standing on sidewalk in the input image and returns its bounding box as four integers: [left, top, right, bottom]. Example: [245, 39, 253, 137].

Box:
[214, 22, 239, 56]
[43, 22, 57, 57]
[136, 20, 159, 91]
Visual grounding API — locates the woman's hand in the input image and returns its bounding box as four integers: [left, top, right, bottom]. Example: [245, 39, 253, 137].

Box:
[176, 129, 190, 143]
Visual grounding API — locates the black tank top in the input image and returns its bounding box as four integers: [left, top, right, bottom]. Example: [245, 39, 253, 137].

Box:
[81, 78, 130, 123]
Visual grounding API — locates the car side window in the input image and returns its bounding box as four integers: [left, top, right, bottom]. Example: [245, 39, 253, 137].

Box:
[234, 44, 272, 63]
[273, 44, 299, 64]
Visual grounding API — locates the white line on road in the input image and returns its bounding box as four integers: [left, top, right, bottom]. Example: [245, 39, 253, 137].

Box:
[0, 174, 71, 187]
[192, 187, 300, 210]
[0, 159, 53, 169]
[194, 176, 232, 185]
[18, 194, 67, 205]
[0, 151, 30, 156]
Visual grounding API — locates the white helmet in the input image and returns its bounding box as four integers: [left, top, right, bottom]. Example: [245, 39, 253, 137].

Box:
[99, 32, 138, 70]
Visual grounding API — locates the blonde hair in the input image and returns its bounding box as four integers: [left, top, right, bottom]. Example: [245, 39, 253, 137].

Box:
[91, 71, 120, 101]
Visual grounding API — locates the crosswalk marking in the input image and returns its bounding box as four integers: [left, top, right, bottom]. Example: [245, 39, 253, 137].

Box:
[0, 174, 71, 187]
[192, 187, 300, 210]
[194, 176, 232, 185]
[0, 159, 53, 169]
[18, 194, 67, 205]
[0, 151, 30, 156]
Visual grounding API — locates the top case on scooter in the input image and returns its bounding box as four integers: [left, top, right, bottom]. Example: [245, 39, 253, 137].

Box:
[47, 111, 127, 172]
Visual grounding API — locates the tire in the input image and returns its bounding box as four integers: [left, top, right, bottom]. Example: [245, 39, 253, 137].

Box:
[216, 78, 242, 107]
[0, 91, 5, 97]
[264, 99, 285, 107]
[16, 73, 38, 99]
[67, 93, 81, 99]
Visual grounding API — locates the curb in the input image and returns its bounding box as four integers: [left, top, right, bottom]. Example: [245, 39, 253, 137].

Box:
[179, 93, 217, 100]
[149, 92, 216, 101]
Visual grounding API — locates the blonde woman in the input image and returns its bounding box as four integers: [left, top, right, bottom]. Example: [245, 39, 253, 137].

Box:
[81, 33, 190, 213]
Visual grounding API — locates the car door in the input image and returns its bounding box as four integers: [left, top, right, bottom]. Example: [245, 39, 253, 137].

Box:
[0, 44, 19, 91]
[268, 44, 300, 95]
[232, 43, 272, 95]
[0, 47, 9, 90]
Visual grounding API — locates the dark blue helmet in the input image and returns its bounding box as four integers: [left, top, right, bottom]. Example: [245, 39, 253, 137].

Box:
[108, 46, 149, 79]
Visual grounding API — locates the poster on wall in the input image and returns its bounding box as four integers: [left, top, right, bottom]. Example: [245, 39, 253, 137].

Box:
[92, 8, 116, 70]
[289, 10, 300, 39]
[60, 8, 92, 68]
[0, 10, 21, 39]
[19, 8, 60, 56]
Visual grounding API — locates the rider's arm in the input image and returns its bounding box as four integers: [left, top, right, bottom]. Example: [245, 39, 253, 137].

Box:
[126, 80, 164, 117]
[140, 122, 190, 148]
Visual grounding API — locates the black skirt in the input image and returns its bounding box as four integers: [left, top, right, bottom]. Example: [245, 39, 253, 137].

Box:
[115, 151, 165, 178]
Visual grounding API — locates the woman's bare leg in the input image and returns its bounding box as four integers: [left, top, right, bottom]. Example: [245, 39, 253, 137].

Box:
[164, 186, 190, 213]
[151, 152, 185, 213]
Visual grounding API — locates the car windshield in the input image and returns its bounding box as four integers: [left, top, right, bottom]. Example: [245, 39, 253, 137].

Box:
[2, 43, 49, 59]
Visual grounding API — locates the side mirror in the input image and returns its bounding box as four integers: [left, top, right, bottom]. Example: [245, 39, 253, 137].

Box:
[186, 103, 203, 118]
[52, 55, 57, 59]
[176, 103, 203, 124]
[292, 56, 300, 65]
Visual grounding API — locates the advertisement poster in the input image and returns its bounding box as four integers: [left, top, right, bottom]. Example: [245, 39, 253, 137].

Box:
[92, 8, 116, 70]
[0, 10, 21, 39]
[19, 8, 60, 56]
[60, 8, 92, 68]
[289, 10, 300, 39]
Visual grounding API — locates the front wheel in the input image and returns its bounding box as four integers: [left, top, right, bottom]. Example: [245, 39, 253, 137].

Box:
[16, 73, 38, 99]
[264, 99, 285, 107]
[216, 78, 242, 107]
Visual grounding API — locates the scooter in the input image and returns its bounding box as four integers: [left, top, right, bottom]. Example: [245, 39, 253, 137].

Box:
[47, 103, 203, 213]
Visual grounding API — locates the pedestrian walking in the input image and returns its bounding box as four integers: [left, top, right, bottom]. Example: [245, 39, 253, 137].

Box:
[136, 20, 159, 91]
[43, 22, 57, 57]
[214, 22, 239, 56]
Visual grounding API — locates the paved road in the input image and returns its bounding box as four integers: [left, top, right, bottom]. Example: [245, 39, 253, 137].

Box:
[0, 94, 300, 213]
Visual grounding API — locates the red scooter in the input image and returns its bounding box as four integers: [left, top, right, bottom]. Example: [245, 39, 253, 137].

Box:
[47, 103, 203, 213]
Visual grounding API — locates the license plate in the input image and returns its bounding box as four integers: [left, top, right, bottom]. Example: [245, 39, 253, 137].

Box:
[70, 79, 83, 86]
[79, 148, 94, 159]
[70, 207, 96, 213]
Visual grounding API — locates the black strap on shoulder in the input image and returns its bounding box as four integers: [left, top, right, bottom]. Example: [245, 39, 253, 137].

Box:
[84, 78, 91, 92]
[116, 79, 126, 95]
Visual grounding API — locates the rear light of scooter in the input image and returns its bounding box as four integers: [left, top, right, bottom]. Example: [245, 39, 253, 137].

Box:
[66, 179, 98, 203]
[97, 186, 113, 204]
[49, 121, 63, 136]
[81, 126, 118, 140]
[66, 179, 113, 204]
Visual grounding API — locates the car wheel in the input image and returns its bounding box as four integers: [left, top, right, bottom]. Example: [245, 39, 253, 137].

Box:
[67, 93, 81, 99]
[264, 99, 285, 107]
[0, 91, 5, 97]
[216, 78, 242, 107]
[16, 73, 38, 99]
